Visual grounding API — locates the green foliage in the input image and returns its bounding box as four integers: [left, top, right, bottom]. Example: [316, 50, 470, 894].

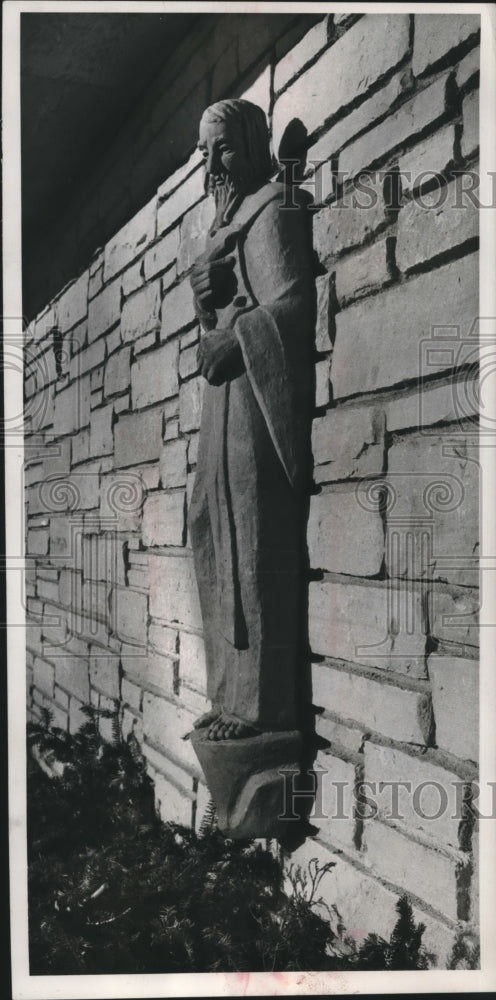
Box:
[27, 708, 439, 974]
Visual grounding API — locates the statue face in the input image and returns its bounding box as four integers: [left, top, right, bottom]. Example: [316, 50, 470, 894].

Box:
[198, 118, 245, 195]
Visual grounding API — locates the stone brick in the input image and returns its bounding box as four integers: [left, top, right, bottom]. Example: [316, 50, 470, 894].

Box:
[429, 587, 478, 648]
[333, 237, 390, 305]
[121, 281, 161, 344]
[104, 346, 131, 399]
[396, 176, 478, 274]
[412, 15, 480, 77]
[89, 403, 114, 457]
[144, 651, 177, 696]
[313, 174, 388, 267]
[144, 227, 180, 281]
[57, 271, 89, 333]
[307, 71, 407, 192]
[456, 46, 479, 91]
[49, 514, 80, 558]
[161, 280, 197, 340]
[88, 279, 121, 344]
[99, 472, 144, 531]
[384, 373, 479, 433]
[89, 650, 121, 699]
[312, 405, 386, 481]
[272, 15, 410, 156]
[149, 554, 201, 629]
[69, 696, 88, 735]
[363, 818, 467, 921]
[307, 489, 384, 576]
[37, 577, 59, 602]
[104, 196, 156, 281]
[131, 340, 179, 409]
[309, 580, 427, 677]
[111, 587, 148, 646]
[461, 89, 479, 160]
[82, 579, 109, 623]
[157, 169, 205, 235]
[54, 655, 90, 703]
[311, 750, 357, 849]
[121, 677, 141, 712]
[33, 657, 55, 698]
[178, 629, 206, 693]
[331, 253, 478, 399]
[364, 741, 472, 848]
[142, 691, 200, 773]
[114, 407, 164, 468]
[157, 148, 203, 203]
[274, 16, 329, 93]
[142, 491, 185, 548]
[238, 62, 271, 116]
[179, 343, 199, 381]
[311, 661, 432, 744]
[54, 686, 69, 710]
[53, 376, 91, 435]
[177, 199, 215, 275]
[386, 434, 479, 586]
[314, 359, 330, 407]
[148, 622, 178, 658]
[428, 654, 479, 762]
[27, 528, 49, 556]
[315, 713, 365, 755]
[152, 771, 195, 827]
[121, 260, 144, 298]
[314, 273, 333, 351]
[179, 376, 204, 432]
[339, 73, 450, 179]
[399, 125, 456, 194]
[89, 264, 103, 300]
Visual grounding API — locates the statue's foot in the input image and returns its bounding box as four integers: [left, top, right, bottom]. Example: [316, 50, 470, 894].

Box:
[207, 712, 259, 741]
[193, 704, 222, 730]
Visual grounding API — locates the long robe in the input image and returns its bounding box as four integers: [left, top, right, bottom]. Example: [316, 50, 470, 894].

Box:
[189, 181, 314, 732]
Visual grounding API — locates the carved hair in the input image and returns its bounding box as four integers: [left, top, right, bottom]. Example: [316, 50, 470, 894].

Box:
[200, 99, 273, 187]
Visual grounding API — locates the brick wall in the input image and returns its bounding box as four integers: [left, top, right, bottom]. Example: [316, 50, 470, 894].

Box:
[24, 13, 480, 965]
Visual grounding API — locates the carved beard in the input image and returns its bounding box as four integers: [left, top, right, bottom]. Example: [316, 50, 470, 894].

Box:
[207, 171, 244, 232]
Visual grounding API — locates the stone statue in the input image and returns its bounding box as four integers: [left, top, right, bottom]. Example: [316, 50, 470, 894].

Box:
[188, 99, 315, 838]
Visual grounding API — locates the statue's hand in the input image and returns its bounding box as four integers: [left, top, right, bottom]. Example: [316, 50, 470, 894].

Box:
[198, 329, 245, 385]
[190, 256, 237, 311]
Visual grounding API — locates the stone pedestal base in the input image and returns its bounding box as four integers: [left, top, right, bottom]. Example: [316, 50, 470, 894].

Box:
[191, 728, 303, 839]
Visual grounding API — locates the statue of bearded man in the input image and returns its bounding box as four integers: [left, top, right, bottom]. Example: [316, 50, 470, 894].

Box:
[188, 99, 314, 833]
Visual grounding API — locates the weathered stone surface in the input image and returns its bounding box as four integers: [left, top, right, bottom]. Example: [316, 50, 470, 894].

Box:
[333, 237, 390, 305]
[396, 176, 478, 273]
[69, 696, 89, 735]
[315, 712, 365, 755]
[364, 741, 472, 848]
[157, 148, 203, 203]
[144, 227, 180, 281]
[179, 376, 204, 432]
[148, 622, 178, 659]
[363, 818, 466, 922]
[177, 199, 215, 275]
[121, 260, 144, 298]
[461, 89, 479, 160]
[89, 403, 114, 457]
[88, 279, 121, 344]
[57, 271, 89, 333]
[111, 587, 148, 646]
[142, 691, 199, 773]
[456, 46, 480, 90]
[274, 16, 329, 93]
[178, 629, 207, 693]
[99, 471, 144, 531]
[238, 62, 271, 115]
[412, 14, 480, 77]
[179, 343, 199, 381]
[386, 434, 479, 586]
[159, 438, 188, 488]
[161, 280, 197, 340]
[121, 677, 141, 712]
[314, 273, 333, 351]
[37, 577, 59, 602]
[121, 281, 161, 344]
[384, 373, 479, 432]
[307, 490, 384, 576]
[27, 528, 50, 556]
[311, 661, 432, 744]
[157, 169, 205, 236]
[33, 657, 55, 698]
[313, 174, 388, 267]
[311, 750, 357, 849]
[149, 554, 201, 629]
[272, 15, 410, 155]
[399, 125, 456, 194]
[114, 407, 164, 468]
[428, 654, 479, 761]
[131, 340, 179, 409]
[89, 650, 120, 699]
[104, 197, 156, 281]
[429, 587, 479, 648]
[309, 580, 427, 677]
[312, 405, 386, 480]
[54, 655, 90, 703]
[331, 254, 479, 399]
[142, 491, 185, 548]
[53, 376, 91, 435]
[339, 73, 450, 178]
[104, 346, 131, 398]
[143, 651, 177, 696]
[314, 359, 330, 407]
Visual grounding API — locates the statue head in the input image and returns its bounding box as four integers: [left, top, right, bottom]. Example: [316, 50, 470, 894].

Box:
[198, 99, 273, 229]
